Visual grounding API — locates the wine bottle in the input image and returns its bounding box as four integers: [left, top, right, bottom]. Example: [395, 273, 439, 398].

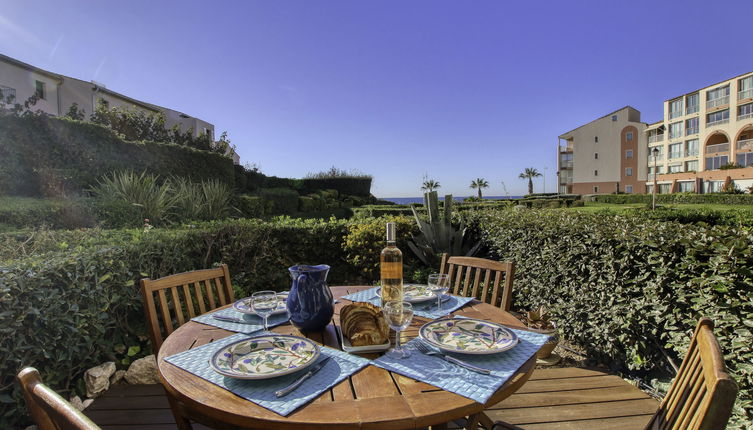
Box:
[380, 222, 403, 306]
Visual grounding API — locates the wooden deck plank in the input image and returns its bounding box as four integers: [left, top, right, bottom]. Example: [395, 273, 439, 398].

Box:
[526, 367, 611, 380]
[514, 375, 629, 394]
[497, 414, 655, 430]
[489, 398, 659, 424]
[490, 385, 652, 409]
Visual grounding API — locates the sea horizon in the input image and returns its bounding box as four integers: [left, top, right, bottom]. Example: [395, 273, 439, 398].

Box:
[380, 195, 523, 205]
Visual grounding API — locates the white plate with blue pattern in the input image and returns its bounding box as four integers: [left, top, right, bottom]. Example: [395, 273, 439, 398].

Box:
[419, 317, 518, 355]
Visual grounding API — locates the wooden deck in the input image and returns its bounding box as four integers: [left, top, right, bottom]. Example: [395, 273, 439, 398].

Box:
[86, 368, 658, 429]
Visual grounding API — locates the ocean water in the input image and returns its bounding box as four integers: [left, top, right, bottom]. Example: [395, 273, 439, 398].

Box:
[382, 196, 522, 205]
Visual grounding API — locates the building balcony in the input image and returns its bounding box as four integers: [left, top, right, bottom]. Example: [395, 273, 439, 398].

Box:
[669, 110, 683, 119]
[559, 161, 573, 169]
[707, 96, 729, 109]
[559, 146, 573, 153]
[705, 142, 730, 154]
[740, 112, 753, 121]
[685, 127, 699, 136]
[739, 89, 753, 101]
[686, 105, 699, 115]
[685, 150, 699, 157]
[669, 133, 684, 141]
[648, 134, 664, 143]
[668, 152, 683, 160]
[737, 138, 753, 152]
[559, 177, 573, 185]
[707, 118, 729, 127]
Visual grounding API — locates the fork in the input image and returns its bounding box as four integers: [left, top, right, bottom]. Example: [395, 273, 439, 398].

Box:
[414, 342, 492, 375]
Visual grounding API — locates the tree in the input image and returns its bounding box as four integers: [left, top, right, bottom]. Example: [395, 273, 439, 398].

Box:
[519, 167, 542, 195]
[470, 178, 489, 198]
[421, 179, 440, 192]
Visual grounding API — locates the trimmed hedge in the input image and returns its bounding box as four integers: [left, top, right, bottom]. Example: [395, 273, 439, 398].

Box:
[595, 192, 753, 205]
[259, 187, 300, 215]
[464, 209, 753, 425]
[0, 197, 96, 229]
[303, 177, 372, 197]
[0, 215, 420, 428]
[0, 116, 235, 197]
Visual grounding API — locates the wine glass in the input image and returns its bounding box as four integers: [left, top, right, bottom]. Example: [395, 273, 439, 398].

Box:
[251, 290, 278, 331]
[382, 301, 414, 358]
[428, 273, 450, 311]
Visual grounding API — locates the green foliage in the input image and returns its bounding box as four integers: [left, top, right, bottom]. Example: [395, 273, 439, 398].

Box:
[469, 178, 489, 198]
[259, 187, 300, 215]
[0, 115, 235, 197]
[236, 195, 268, 218]
[464, 209, 753, 423]
[0, 197, 96, 229]
[342, 215, 419, 280]
[91, 171, 176, 226]
[595, 193, 753, 205]
[64, 102, 86, 120]
[200, 179, 235, 220]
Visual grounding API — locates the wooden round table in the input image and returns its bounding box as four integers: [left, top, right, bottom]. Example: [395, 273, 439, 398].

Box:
[157, 286, 536, 430]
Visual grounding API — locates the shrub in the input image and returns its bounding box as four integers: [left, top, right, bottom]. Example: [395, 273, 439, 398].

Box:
[0, 197, 96, 229]
[236, 195, 267, 218]
[595, 193, 753, 205]
[302, 177, 372, 197]
[200, 179, 235, 220]
[464, 209, 753, 424]
[91, 171, 176, 226]
[259, 188, 300, 215]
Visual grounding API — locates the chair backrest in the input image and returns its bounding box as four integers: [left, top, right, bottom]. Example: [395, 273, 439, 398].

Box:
[140, 264, 235, 351]
[439, 255, 515, 311]
[17, 367, 100, 430]
[646, 318, 738, 430]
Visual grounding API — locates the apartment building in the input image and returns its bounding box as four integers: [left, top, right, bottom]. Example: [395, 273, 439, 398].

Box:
[557, 106, 648, 194]
[647, 71, 753, 193]
[0, 53, 219, 146]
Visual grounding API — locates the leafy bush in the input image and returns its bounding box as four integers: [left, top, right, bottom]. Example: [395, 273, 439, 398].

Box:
[0, 115, 235, 197]
[464, 209, 753, 424]
[91, 171, 176, 226]
[259, 187, 300, 215]
[236, 195, 268, 218]
[0, 197, 96, 229]
[595, 193, 753, 205]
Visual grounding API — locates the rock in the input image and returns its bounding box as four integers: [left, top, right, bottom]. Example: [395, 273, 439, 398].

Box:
[125, 355, 159, 384]
[69, 395, 85, 411]
[84, 362, 116, 398]
[110, 369, 126, 385]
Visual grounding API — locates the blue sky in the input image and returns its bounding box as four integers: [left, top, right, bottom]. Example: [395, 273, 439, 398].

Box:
[2, 0, 752, 197]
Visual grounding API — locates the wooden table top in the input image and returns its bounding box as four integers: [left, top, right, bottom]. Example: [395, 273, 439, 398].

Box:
[157, 286, 536, 430]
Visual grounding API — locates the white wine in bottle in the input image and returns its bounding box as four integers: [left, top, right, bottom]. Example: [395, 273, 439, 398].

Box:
[380, 222, 403, 306]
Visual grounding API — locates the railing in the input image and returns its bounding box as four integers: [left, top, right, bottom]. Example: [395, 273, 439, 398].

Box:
[0, 85, 15, 101]
[670, 110, 683, 119]
[686, 105, 699, 115]
[705, 142, 730, 154]
[739, 89, 753, 100]
[559, 161, 573, 169]
[737, 139, 753, 151]
[649, 153, 664, 161]
[669, 132, 684, 140]
[668, 152, 683, 160]
[559, 177, 573, 185]
[686, 127, 699, 135]
[685, 150, 699, 157]
[707, 118, 729, 127]
[707, 95, 729, 109]
[648, 134, 664, 143]
[559, 146, 573, 153]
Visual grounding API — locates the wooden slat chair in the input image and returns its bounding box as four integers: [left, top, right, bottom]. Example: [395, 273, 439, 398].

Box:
[140, 264, 235, 351]
[491, 318, 737, 430]
[17, 367, 100, 430]
[439, 254, 515, 311]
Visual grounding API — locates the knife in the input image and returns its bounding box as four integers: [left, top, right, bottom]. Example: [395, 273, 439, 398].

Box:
[212, 314, 257, 324]
[275, 356, 332, 398]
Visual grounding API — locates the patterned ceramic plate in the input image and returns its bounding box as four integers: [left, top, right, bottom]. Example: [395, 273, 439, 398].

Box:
[210, 334, 320, 379]
[233, 293, 288, 315]
[376, 284, 436, 303]
[419, 317, 518, 355]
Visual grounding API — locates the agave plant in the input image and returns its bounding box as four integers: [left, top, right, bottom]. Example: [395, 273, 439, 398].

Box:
[91, 170, 176, 225]
[407, 191, 481, 267]
[200, 179, 234, 220]
[171, 176, 204, 221]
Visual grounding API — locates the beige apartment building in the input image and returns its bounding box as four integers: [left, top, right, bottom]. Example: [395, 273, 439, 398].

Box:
[0, 53, 240, 163]
[557, 106, 648, 194]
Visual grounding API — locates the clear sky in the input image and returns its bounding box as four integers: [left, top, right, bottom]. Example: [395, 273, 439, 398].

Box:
[2, 0, 752, 197]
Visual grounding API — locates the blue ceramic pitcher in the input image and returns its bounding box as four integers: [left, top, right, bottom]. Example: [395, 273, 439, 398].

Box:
[286, 264, 334, 332]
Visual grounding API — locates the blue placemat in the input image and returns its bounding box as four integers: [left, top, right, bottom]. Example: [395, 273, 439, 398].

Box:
[164, 332, 370, 416]
[191, 307, 290, 333]
[341, 286, 475, 319]
[372, 328, 550, 404]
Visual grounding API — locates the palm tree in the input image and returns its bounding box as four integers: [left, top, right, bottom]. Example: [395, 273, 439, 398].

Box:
[470, 178, 489, 198]
[421, 179, 441, 192]
[519, 167, 542, 195]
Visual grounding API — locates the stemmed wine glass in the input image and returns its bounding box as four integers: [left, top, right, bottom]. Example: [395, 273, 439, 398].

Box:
[251, 290, 278, 331]
[428, 273, 450, 311]
[382, 301, 414, 358]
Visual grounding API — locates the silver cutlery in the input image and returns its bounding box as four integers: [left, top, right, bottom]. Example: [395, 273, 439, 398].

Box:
[212, 315, 257, 324]
[414, 342, 491, 375]
[275, 356, 332, 397]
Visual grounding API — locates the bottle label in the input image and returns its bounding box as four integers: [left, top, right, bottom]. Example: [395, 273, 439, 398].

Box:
[380, 263, 402, 279]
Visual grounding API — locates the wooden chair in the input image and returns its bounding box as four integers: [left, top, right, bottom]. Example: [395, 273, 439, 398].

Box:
[439, 254, 515, 311]
[140, 264, 235, 351]
[17, 367, 100, 430]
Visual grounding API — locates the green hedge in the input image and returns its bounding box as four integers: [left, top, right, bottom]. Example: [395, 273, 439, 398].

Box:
[0, 116, 235, 197]
[303, 177, 372, 197]
[595, 192, 753, 205]
[0, 197, 96, 229]
[464, 209, 753, 425]
[259, 187, 300, 215]
[0, 215, 420, 428]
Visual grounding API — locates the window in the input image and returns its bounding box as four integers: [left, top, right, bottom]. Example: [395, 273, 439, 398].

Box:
[707, 109, 729, 126]
[649, 145, 664, 159]
[685, 117, 699, 135]
[669, 122, 683, 139]
[625, 167, 633, 176]
[686, 93, 699, 114]
[626, 149, 633, 158]
[626, 131, 633, 141]
[705, 181, 723, 193]
[595, 136, 599, 143]
[669, 98, 683, 119]
[649, 166, 664, 175]
[736, 152, 753, 167]
[669, 143, 683, 159]
[659, 184, 671, 194]
[611, 115, 617, 121]
[625, 185, 633, 194]
[594, 170, 598, 176]
[739, 76, 753, 100]
[34, 80, 45, 100]
[706, 85, 730, 108]
[594, 153, 599, 159]
[593, 186, 599, 193]
[685, 160, 698, 172]
[678, 181, 695, 193]
[668, 164, 682, 173]
[739, 102, 753, 120]
[705, 155, 729, 170]
[0, 85, 15, 101]
[685, 139, 699, 157]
